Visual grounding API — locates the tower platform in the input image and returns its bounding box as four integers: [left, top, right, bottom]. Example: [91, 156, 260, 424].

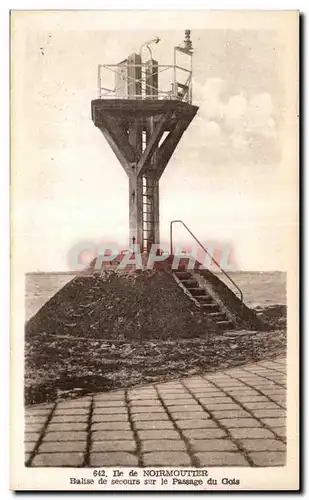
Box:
[92, 99, 198, 130]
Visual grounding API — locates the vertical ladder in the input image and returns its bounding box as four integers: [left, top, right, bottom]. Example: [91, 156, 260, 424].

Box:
[142, 175, 155, 253]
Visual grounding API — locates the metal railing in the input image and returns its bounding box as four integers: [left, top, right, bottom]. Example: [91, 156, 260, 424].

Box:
[170, 220, 243, 307]
[97, 63, 192, 103]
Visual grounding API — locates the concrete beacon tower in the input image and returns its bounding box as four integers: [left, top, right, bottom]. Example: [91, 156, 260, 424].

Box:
[91, 30, 198, 253]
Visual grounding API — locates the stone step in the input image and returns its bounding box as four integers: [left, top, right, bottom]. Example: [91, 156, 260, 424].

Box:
[189, 288, 207, 297]
[181, 279, 199, 288]
[195, 295, 214, 303]
[200, 303, 220, 311]
[174, 272, 192, 280]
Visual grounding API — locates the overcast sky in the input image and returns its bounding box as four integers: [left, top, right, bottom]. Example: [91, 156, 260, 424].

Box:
[12, 11, 298, 272]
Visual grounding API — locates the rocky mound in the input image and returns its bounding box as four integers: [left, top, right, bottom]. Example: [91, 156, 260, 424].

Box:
[254, 304, 287, 330]
[25, 269, 215, 341]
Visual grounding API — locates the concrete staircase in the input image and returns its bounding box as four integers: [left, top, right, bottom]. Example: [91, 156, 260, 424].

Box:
[169, 220, 265, 332]
[174, 270, 235, 331]
[172, 265, 266, 332]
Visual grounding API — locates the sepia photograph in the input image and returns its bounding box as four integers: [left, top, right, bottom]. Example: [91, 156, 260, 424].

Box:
[10, 9, 299, 490]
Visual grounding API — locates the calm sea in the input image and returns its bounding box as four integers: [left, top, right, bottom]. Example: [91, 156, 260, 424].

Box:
[25, 271, 286, 322]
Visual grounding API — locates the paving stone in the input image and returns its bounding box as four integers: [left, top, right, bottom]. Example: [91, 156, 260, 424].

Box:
[169, 412, 210, 420]
[25, 432, 41, 442]
[131, 413, 169, 422]
[47, 422, 87, 432]
[229, 428, 275, 439]
[25, 453, 31, 463]
[199, 397, 234, 405]
[250, 409, 286, 419]
[92, 413, 129, 422]
[239, 439, 286, 452]
[43, 431, 87, 442]
[92, 407, 128, 414]
[211, 380, 245, 386]
[258, 388, 286, 394]
[50, 414, 89, 423]
[228, 378, 261, 383]
[211, 410, 251, 419]
[130, 406, 166, 413]
[92, 421, 131, 431]
[138, 430, 180, 440]
[242, 402, 280, 410]
[226, 390, 260, 397]
[134, 420, 174, 430]
[272, 427, 287, 439]
[53, 407, 89, 416]
[204, 376, 231, 382]
[90, 452, 138, 466]
[157, 389, 190, 394]
[190, 439, 238, 452]
[38, 440, 87, 453]
[183, 384, 213, 389]
[159, 393, 193, 399]
[176, 419, 219, 430]
[163, 399, 199, 406]
[129, 388, 156, 394]
[189, 387, 227, 393]
[92, 400, 125, 408]
[128, 395, 159, 401]
[194, 452, 249, 466]
[91, 440, 136, 452]
[186, 381, 214, 387]
[267, 378, 286, 384]
[166, 405, 203, 413]
[219, 418, 262, 428]
[25, 415, 48, 424]
[261, 418, 286, 428]
[25, 441, 37, 453]
[233, 396, 269, 403]
[129, 399, 162, 407]
[25, 408, 52, 416]
[156, 384, 184, 389]
[254, 382, 279, 387]
[190, 392, 225, 398]
[25, 423, 45, 433]
[249, 451, 286, 466]
[224, 370, 248, 375]
[92, 430, 133, 441]
[57, 399, 91, 409]
[32, 452, 84, 467]
[203, 403, 242, 411]
[270, 396, 286, 404]
[141, 440, 186, 452]
[142, 452, 191, 466]
[183, 428, 227, 440]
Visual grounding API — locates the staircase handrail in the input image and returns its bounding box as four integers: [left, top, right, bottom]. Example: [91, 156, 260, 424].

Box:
[170, 219, 243, 308]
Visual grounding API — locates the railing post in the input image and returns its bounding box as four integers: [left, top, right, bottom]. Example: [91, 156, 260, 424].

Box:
[170, 221, 173, 256]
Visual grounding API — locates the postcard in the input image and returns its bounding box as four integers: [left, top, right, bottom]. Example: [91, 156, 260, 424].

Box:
[10, 9, 299, 491]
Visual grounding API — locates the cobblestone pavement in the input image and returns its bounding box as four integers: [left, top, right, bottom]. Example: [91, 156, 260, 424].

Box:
[25, 357, 286, 467]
